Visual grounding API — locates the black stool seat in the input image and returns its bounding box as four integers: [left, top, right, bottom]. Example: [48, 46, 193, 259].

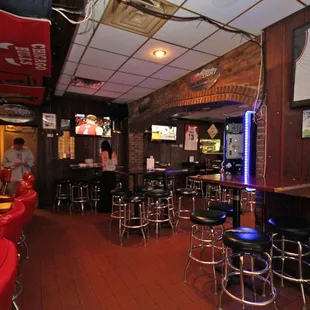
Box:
[190, 210, 227, 226]
[146, 189, 170, 198]
[223, 227, 271, 253]
[136, 186, 153, 193]
[268, 216, 310, 238]
[111, 189, 126, 196]
[176, 188, 197, 196]
[209, 202, 233, 217]
[71, 181, 88, 186]
[123, 193, 145, 203]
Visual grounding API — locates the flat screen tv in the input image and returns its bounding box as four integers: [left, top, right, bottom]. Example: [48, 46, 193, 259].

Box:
[75, 114, 111, 137]
[151, 125, 177, 141]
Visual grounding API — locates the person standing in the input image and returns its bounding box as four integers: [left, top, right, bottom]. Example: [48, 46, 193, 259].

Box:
[99, 140, 117, 213]
[3, 137, 34, 195]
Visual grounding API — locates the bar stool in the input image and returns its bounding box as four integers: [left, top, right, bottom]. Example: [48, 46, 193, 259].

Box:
[268, 216, 310, 310]
[146, 189, 174, 240]
[69, 182, 90, 214]
[121, 193, 149, 246]
[221, 187, 232, 203]
[109, 188, 126, 236]
[184, 210, 227, 294]
[219, 227, 277, 310]
[55, 179, 71, 211]
[90, 179, 100, 212]
[243, 187, 256, 213]
[175, 188, 198, 229]
[205, 184, 222, 203]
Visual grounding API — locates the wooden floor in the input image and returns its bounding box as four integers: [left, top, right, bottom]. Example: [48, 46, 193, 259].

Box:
[18, 199, 308, 310]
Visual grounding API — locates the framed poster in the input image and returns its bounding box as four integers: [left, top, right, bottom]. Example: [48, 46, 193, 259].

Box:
[184, 124, 199, 151]
[60, 119, 70, 131]
[292, 23, 310, 108]
[42, 113, 56, 130]
[302, 110, 310, 138]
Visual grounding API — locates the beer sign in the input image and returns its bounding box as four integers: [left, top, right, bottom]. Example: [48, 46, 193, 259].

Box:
[188, 64, 220, 91]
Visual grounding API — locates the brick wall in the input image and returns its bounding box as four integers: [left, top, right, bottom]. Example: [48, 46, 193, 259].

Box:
[128, 39, 263, 173]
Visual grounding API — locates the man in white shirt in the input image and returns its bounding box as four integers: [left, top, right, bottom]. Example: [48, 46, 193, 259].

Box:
[3, 137, 34, 195]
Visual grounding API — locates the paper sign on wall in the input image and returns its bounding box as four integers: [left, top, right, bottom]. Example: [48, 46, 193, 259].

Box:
[207, 124, 218, 138]
[184, 124, 199, 151]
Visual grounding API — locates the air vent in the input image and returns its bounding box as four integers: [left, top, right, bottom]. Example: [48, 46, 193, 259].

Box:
[71, 77, 105, 90]
[101, 0, 178, 37]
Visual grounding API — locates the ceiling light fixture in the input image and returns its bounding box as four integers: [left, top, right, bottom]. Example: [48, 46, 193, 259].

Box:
[153, 50, 166, 58]
[212, 0, 239, 8]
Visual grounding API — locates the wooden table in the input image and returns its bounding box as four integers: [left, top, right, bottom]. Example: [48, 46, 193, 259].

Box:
[116, 169, 192, 191]
[189, 174, 310, 227]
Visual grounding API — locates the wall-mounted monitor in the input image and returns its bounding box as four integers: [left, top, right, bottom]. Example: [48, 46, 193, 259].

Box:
[151, 125, 177, 141]
[75, 114, 111, 137]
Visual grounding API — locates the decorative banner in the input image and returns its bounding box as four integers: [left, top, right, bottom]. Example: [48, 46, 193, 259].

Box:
[0, 104, 35, 123]
[188, 64, 220, 91]
[184, 124, 199, 151]
[0, 10, 51, 77]
[207, 124, 219, 138]
[0, 84, 44, 105]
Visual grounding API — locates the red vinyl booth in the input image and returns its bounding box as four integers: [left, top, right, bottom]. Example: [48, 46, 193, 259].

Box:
[0, 169, 12, 195]
[22, 172, 35, 186]
[0, 239, 18, 310]
[0, 200, 26, 245]
[15, 190, 37, 225]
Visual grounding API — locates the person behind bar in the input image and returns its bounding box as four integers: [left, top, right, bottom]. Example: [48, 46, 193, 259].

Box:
[99, 140, 117, 212]
[3, 137, 34, 195]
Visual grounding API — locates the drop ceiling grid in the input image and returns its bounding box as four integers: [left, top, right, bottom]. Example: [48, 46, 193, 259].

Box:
[55, 0, 307, 102]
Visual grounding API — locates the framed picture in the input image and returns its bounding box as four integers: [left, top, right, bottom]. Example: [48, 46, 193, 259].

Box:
[42, 113, 56, 130]
[292, 23, 310, 108]
[302, 110, 310, 138]
[60, 119, 70, 131]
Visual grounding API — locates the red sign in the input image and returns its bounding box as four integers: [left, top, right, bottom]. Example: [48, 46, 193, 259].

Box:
[0, 10, 51, 77]
[0, 84, 44, 106]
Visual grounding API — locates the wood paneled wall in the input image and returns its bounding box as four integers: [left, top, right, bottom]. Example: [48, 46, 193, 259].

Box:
[144, 122, 224, 169]
[265, 7, 310, 181]
[35, 95, 128, 207]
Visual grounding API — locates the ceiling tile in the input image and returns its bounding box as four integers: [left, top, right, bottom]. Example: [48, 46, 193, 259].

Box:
[152, 66, 190, 81]
[182, 0, 259, 24]
[67, 86, 96, 95]
[80, 47, 128, 70]
[109, 72, 146, 86]
[66, 44, 85, 62]
[73, 21, 97, 46]
[56, 84, 67, 91]
[153, 9, 218, 48]
[166, 0, 184, 5]
[100, 82, 132, 93]
[300, 0, 310, 4]
[230, 0, 304, 35]
[89, 24, 148, 56]
[138, 77, 170, 89]
[94, 90, 123, 98]
[119, 58, 164, 76]
[92, 0, 108, 22]
[194, 30, 248, 57]
[58, 74, 72, 85]
[54, 89, 65, 96]
[75, 64, 114, 81]
[126, 87, 153, 97]
[118, 93, 140, 100]
[62, 61, 78, 75]
[133, 39, 188, 65]
[169, 50, 217, 70]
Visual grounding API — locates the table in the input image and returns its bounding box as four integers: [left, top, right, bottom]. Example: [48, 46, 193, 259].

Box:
[189, 174, 310, 227]
[116, 169, 192, 191]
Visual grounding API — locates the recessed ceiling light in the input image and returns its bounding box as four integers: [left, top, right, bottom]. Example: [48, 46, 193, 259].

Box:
[153, 50, 166, 58]
[212, 0, 239, 8]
